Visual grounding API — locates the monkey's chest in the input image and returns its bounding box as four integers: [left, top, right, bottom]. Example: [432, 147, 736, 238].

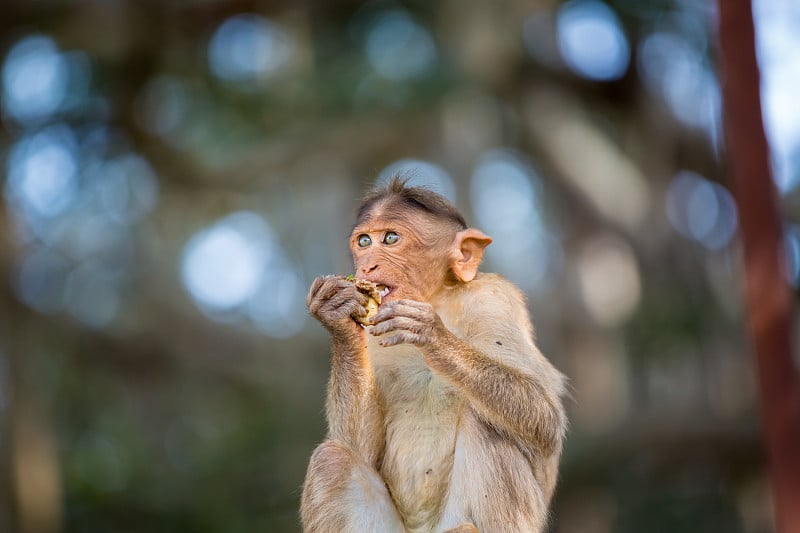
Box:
[375, 359, 461, 531]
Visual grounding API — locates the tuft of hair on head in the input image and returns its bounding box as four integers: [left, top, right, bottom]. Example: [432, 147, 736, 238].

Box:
[356, 175, 467, 230]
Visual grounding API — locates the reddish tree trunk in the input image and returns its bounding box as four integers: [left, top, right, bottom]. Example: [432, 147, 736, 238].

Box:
[717, 1, 800, 532]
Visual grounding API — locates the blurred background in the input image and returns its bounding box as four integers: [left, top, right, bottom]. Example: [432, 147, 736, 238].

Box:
[0, 0, 798, 531]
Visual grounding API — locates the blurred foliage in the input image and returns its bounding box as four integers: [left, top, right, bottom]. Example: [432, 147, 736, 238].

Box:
[0, 0, 795, 532]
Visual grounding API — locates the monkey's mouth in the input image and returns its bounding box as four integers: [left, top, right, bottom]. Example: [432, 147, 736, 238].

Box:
[350, 277, 392, 302]
[377, 285, 391, 299]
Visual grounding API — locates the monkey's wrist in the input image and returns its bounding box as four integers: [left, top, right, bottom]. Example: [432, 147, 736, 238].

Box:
[320, 315, 361, 336]
[421, 347, 441, 369]
[421, 332, 459, 369]
[330, 327, 367, 352]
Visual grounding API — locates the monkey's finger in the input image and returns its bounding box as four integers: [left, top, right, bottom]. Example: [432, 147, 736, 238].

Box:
[351, 304, 368, 319]
[312, 295, 366, 326]
[309, 276, 356, 312]
[369, 317, 424, 337]
[379, 332, 425, 348]
[307, 275, 346, 306]
[372, 301, 434, 324]
[307, 276, 330, 306]
[309, 280, 338, 315]
[389, 299, 431, 310]
[323, 288, 368, 311]
[328, 300, 368, 323]
[315, 291, 369, 325]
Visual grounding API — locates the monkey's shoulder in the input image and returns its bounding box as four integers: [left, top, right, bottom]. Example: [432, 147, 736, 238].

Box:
[441, 272, 534, 337]
[466, 272, 528, 302]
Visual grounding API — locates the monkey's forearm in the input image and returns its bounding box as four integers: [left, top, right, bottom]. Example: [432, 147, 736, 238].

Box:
[424, 336, 566, 456]
[325, 336, 385, 466]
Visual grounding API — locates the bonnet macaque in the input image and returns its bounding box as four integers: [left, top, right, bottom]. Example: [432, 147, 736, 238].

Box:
[302, 178, 567, 532]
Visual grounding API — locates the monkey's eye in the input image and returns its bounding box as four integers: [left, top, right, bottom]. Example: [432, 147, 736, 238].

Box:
[357, 234, 372, 248]
[383, 231, 400, 245]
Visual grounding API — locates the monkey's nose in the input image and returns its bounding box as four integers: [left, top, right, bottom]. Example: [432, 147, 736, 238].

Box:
[362, 264, 378, 275]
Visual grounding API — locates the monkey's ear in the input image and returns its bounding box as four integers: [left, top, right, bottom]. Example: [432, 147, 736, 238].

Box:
[451, 228, 493, 282]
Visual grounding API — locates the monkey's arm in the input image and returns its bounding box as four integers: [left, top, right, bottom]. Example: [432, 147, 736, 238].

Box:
[307, 276, 386, 466]
[370, 284, 566, 456]
[427, 332, 566, 457]
[324, 337, 385, 465]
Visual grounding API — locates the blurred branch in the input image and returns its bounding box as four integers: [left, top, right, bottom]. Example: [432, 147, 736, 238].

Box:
[717, 1, 800, 532]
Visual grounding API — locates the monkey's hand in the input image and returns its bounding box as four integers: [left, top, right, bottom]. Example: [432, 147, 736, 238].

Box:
[307, 275, 371, 340]
[369, 299, 450, 349]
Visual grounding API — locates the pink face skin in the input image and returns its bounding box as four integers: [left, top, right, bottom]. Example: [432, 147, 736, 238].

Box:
[349, 210, 454, 305]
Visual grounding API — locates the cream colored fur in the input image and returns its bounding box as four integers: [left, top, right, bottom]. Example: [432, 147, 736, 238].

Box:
[301, 273, 566, 532]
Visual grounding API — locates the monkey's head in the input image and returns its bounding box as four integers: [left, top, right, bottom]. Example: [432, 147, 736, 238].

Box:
[350, 177, 492, 303]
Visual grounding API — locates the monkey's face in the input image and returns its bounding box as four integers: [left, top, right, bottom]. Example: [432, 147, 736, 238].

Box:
[350, 212, 453, 303]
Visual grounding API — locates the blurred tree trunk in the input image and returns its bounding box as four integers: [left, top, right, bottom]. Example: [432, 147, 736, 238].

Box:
[8, 366, 63, 533]
[0, 210, 63, 533]
[717, 1, 800, 532]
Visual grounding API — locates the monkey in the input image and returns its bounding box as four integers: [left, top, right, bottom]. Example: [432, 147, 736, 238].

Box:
[301, 177, 567, 533]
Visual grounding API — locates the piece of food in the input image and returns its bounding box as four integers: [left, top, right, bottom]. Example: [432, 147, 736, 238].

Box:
[347, 276, 382, 325]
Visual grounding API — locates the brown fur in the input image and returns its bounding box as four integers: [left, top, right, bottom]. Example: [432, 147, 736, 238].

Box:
[302, 178, 567, 532]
